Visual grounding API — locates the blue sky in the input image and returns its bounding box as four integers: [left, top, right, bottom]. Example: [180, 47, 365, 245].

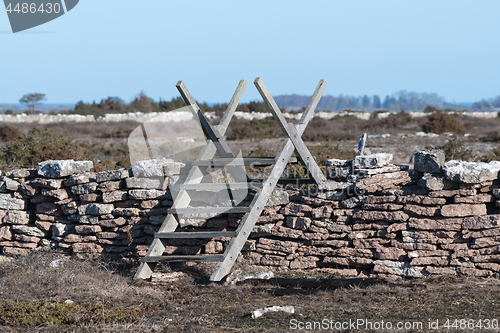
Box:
[1, 0, 499, 105]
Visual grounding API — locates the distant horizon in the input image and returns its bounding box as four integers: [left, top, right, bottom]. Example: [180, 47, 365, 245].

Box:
[0, 99, 483, 110]
[2, 1, 500, 107]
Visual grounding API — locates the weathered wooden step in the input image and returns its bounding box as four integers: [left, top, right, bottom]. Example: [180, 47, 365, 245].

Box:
[168, 207, 251, 215]
[192, 156, 297, 167]
[141, 255, 224, 263]
[179, 182, 262, 190]
[154, 231, 237, 239]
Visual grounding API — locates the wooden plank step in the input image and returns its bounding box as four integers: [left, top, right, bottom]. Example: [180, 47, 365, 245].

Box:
[278, 179, 317, 185]
[141, 255, 224, 263]
[247, 179, 317, 185]
[192, 157, 297, 167]
[179, 182, 262, 190]
[168, 207, 251, 214]
[155, 231, 237, 239]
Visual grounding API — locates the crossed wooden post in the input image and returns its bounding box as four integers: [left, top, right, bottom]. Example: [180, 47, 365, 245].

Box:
[134, 78, 328, 282]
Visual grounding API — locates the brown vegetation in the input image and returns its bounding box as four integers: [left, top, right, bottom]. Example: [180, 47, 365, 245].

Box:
[1, 252, 500, 332]
[0, 125, 20, 142]
[421, 113, 466, 134]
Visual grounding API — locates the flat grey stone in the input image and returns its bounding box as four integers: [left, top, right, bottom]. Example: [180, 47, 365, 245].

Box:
[41, 188, 69, 201]
[125, 177, 162, 189]
[96, 169, 130, 183]
[11, 225, 45, 237]
[266, 189, 289, 206]
[67, 215, 99, 224]
[132, 158, 172, 178]
[2, 211, 30, 225]
[163, 162, 191, 177]
[326, 167, 351, 180]
[4, 169, 31, 178]
[0, 193, 25, 210]
[414, 150, 445, 174]
[251, 223, 275, 236]
[373, 260, 425, 278]
[444, 160, 500, 184]
[78, 203, 114, 216]
[128, 189, 169, 200]
[37, 160, 93, 178]
[325, 159, 352, 167]
[63, 174, 90, 187]
[341, 195, 366, 209]
[353, 153, 393, 169]
[52, 223, 74, 238]
[4, 178, 20, 191]
[70, 183, 98, 195]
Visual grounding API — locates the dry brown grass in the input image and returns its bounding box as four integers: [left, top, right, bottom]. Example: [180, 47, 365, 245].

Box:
[1, 252, 500, 332]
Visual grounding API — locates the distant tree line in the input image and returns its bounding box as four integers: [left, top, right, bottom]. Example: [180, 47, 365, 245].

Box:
[63, 89, 500, 117]
[472, 96, 500, 110]
[273, 90, 467, 112]
[65, 91, 273, 117]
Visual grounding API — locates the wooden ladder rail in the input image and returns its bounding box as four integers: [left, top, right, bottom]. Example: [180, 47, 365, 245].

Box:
[210, 77, 326, 281]
[134, 80, 246, 280]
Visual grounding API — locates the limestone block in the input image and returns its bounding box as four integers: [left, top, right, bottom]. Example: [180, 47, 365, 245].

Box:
[353, 153, 392, 169]
[37, 160, 93, 178]
[444, 160, 500, 184]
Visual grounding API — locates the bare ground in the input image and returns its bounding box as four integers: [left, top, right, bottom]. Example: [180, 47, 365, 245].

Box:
[0, 251, 499, 332]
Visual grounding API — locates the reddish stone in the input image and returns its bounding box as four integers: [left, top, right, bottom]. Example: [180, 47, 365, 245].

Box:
[365, 195, 397, 204]
[410, 257, 449, 266]
[79, 193, 101, 204]
[74, 225, 102, 234]
[13, 234, 39, 243]
[454, 194, 493, 204]
[36, 203, 61, 216]
[311, 206, 333, 219]
[408, 217, 462, 231]
[3, 247, 30, 255]
[471, 237, 500, 249]
[205, 241, 223, 254]
[99, 217, 127, 228]
[352, 210, 409, 222]
[396, 195, 446, 206]
[0, 226, 12, 241]
[386, 223, 407, 233]
[456, 267, 492, 277]
[462, 215, 500, 230]
[428, 189, 476, 198]
[374, 247, 406, 260]
[362, 203, 403, 211]
[322, 256, 373, 267]
[441, 204, 486, 217]
[72, 243, 103, 253]
[290, 257, 319, 269]
[425, 266, 457, 275]
[64, 234, 97, 243]
[404, 205, 440, 217]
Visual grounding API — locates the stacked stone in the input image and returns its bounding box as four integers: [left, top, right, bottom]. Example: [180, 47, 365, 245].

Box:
[246, 152, 500, 280]
[3, 153, 500, 280]
[0, 168, 39, 255]
[0, 159, 187, 259]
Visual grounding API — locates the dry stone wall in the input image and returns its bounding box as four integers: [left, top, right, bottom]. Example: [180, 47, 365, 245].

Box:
[1, 152, 500, 281]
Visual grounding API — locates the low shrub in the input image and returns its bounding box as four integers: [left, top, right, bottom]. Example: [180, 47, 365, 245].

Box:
[436, 136, 475, 161]
[226, 118, 283, 140]
[481, 131, 500, 142]
[0, 125, 20, 142]
[421, 113, 466, 134]
[0, 127, 88, 167]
